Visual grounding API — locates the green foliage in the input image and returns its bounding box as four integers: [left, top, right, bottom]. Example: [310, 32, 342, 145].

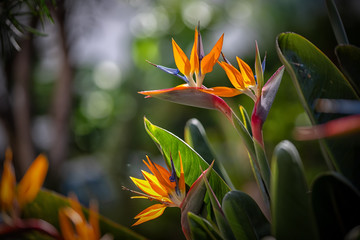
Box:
[335, 45, 360, 95]
[276, 32, 360, 189]
[271, 140, 318, 240]
[222, 191, 270, 240]
[184, 118, 220, 174]
[312, 173, 360, 240]
[188, 212, 222, 240]
[0, 0, 54, 54]
[203, 170, 235, 240]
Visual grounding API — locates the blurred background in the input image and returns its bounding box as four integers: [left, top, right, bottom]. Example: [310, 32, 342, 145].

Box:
[0, 0, 359, 239]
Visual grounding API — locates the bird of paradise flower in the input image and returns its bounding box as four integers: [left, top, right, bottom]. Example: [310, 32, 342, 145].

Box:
[139, 27, 234, 121]
[122, 153, 213, 239]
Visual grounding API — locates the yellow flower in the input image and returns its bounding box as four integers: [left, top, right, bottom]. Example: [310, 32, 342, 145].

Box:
[0, 149, 48, 213]
[124, 155, 185, 226]
[59, 195, 101, 240]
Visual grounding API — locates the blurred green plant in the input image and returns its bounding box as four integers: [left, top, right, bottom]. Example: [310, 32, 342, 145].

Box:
[0, 0, 54, 54]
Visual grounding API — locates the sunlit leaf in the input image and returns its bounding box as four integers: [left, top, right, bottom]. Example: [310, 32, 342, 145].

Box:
[144, 117, 231, 210]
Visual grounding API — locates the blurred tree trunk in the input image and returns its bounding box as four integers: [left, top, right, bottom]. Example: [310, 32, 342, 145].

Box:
[49, 1, 73, 182]
[0, 17, 37, 176]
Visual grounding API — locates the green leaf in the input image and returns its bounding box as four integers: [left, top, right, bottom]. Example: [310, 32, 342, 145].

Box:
[253, 140, 270, 209]
[181, 162, 215, 239]
[184, 118, 221, 174]
[22, 190, 146, 240]
[232, 113, 269, 210]
[276, 32, 360, 188]
[232, 113, 255, 160]
[312, 172, 360, 240]
[202, 166, 235, 240]
[144, 117, 231, 207]
[335, 44, 360, 95]
[184, 118, 233, 188]
[239, 105, 252, 136]
[188, 212, 223, 240]
[325, 0, 349, 45]
[271, 140, 318, 240]
[222, 191, 271, 240]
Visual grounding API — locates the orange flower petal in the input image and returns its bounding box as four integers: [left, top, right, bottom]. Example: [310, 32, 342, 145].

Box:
[0, 151, 16, 211]
[201, 34, 224, 75]
[236, 57, 255, 87]
[132, 204, 167, 226]
[172, 39, 191, 77]
[138, 84, 189, 97]
[89, 200, 100, 240]
[141, 170, 169, 198]
[143, 157, 174, 190]
[190, 28, 199, 75]
[68, 194, 87, 224]
[59, 208, 78, 240]
[218, 61, 245, 90]
[200, 86, 242, 97]
[17, 154, 48, 207]
[130, 177, 162, 198]
[178, 152, 186, 197]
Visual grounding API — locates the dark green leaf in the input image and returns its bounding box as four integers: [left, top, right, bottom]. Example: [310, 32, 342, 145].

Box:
[312, 172, 360, 240]
[276, 32, 360, 188]
[188, 212, 223, 240]
[335, 44, 360, 95]
[184, 118, 232, 187]
[222, 190, 270, 240]
[181, 162, 214, 239]
[22, 190, 146, 240]
[184, 118, 220, 173]
[271, 140, 318, 240]
[202, 166, 235, 240]
[325, 0, 349, 44]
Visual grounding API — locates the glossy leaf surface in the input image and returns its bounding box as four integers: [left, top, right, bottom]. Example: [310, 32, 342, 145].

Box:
[276, 32, 360, 188]
[271, 140, 318, 240]
[222, 190, 270, 240]
[144, 117, 230, 207]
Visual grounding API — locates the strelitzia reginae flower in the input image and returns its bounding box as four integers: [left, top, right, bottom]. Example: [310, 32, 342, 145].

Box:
[58, 195, 110, 240]
[123, 155, 185, 226]
[123, 153, 213, 239]
[204, 43, 285, 145]
[139, 28, 233, 121]
[0, 148, 48, 216]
